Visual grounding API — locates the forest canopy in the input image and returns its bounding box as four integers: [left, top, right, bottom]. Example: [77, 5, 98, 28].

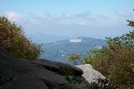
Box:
[0, 16, 43, 60]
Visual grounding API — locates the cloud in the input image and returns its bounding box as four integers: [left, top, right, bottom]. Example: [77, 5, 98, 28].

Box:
[28, 12, 56, 24]
[115, 10, 132, 17]
[97, 15, 108, 19]
[75, 11, 90, 18]
[44, 13, 52, 18]
[44, 13, 55, 21]
[88, 17, 97, 21]
[29, 12, 44, 20]
[61, 13, 72, 19]
[4, 11, 27, 22]
[79, 22, 86, 26]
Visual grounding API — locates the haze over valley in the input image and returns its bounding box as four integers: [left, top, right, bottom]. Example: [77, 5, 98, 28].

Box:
[39, 36, 107, 63]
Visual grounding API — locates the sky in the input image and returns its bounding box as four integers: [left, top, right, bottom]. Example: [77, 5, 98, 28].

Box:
[0, 0, 134, 42]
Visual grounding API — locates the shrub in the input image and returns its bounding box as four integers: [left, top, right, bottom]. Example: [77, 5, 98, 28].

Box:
[67, 53, 82, 65]
[59, 75, 85, 89]
[0, 16, 43, 60]
[89, 77, 117, 89]
[82, 20, 134, 88]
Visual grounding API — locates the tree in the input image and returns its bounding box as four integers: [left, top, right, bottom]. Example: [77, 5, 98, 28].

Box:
[67, 53, 81, 65]
[127, 20, 134, 27]
[0, 16, 43, 60]
[82, 20, 134, 89]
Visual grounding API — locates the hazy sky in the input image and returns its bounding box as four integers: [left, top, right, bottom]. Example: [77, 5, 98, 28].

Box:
[0, 0, 134, 40]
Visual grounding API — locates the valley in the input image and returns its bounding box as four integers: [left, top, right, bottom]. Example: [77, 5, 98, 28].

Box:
[39, 37, 107, 63]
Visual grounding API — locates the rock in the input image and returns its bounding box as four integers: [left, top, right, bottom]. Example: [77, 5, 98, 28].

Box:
[0, 46, 89, 89]
[24, 59, 88, 89]
[27, 61, 67, 87]
[0, 46, 106, 89]
[0, 47, 48, 89]
[34, 59, 83, 76]
[76, 64, 105, 83]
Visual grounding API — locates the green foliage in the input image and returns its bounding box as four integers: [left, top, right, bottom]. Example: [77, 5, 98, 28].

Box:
[82, 56, 91, 64]
[64, 75, 85, 85]
[89, 78, 117, 89]
[67, 53, 82, 65]
[0, 16, 43, 60]
[127, 20, 134, 27]
[59, 75, 85, 89]
[83, 20, 134, 88]
[82, 46, 111, 65]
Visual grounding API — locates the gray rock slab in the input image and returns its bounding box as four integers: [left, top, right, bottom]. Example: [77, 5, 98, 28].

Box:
[76, 64, 105, 83]
[34, 59, 83, 76]
[0, 47, 48, 89]
[26, 60, 90, 89]
[0, 46, 92, 89]
[29, 63, 67, 87]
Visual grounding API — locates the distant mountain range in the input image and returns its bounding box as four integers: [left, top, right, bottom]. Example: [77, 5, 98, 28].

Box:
[28, 32, 75, 43]
[39, 37, 107, 63]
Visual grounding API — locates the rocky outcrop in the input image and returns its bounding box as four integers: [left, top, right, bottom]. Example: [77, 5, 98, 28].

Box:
[76, 64, 105, 83]
[0, 47, 49, 89]
[0, 46, 105, 89]
[0, 47, 88, 89]
[24, 59, 88, 89]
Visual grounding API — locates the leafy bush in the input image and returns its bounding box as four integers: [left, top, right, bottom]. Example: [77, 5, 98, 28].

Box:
[0, 16, 43, 60]
[67, 53, 82, 65]
[59, 75, 85, 89]
[82, 20, 134, 89]
[89, 77, 117, 89]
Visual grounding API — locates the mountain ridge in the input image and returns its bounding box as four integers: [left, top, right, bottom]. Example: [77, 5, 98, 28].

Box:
[39, 37, 107, 63]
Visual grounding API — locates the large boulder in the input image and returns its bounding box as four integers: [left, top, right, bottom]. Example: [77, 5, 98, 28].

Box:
[76, 64, 105, 83]
[34, 59, 83, 76]
[0, 47, 48, 89]
[0, 46, 106, 89]
[23, 59, 89, 89]
[0, 46, 89, 89]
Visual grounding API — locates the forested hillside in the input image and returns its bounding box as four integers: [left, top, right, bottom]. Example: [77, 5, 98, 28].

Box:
[39, 37, 107, 63]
